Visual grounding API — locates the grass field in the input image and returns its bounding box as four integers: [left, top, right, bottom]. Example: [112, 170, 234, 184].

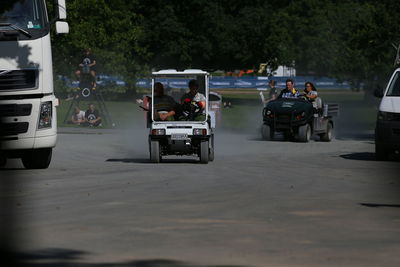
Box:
[57, 89, 378, 135]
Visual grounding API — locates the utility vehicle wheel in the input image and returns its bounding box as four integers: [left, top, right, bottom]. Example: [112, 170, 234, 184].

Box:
[261, 124, 273, 140]
[375, 141, 388, 161]
[209, 135, 214, 162]
[200, 140, 209, 164]
[150, 140, 161, 163]
[320, 122, 333, 142]
[21, 148, 52, 169]
[298, 124, 311, 143]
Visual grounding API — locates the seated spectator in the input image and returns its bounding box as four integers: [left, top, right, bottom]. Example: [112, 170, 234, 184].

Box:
[70, 106, 85, 125]
[83, 103, 102, 127]
[303, 81, 322, 110]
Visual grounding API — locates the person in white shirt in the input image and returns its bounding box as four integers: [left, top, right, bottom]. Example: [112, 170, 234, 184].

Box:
[71, 106, 85, 125]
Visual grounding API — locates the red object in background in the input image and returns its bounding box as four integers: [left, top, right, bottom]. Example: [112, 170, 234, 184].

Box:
[184, 98, 191, 103]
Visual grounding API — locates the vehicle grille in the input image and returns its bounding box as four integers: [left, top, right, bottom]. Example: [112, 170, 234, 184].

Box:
[0, 122, 29, 136]
[0, 104, 32, 117]
[0, 70, 38, 90]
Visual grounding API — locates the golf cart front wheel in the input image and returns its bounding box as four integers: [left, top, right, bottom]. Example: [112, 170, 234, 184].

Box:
[150, 140, 161, 163]
[209, 135, 214, 162]
[200, 140, 209, 164]
[261, 124, 273, 140]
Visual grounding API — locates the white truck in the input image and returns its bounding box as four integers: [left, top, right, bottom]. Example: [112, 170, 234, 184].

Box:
[0, 0, 69, 168]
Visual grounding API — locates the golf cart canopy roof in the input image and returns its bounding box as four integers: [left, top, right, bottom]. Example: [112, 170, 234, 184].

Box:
[152, 69, 209, 76]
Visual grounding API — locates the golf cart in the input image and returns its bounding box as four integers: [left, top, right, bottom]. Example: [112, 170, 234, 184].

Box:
[261, 97, 338, 142]
[148, 69, 214, 163]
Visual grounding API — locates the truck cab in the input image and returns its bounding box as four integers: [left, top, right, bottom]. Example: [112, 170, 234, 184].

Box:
[374, 68, 400, 160]
[0, 0, 68, 168]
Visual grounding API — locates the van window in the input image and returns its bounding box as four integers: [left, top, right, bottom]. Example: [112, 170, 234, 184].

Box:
[387, 72, 400, 96]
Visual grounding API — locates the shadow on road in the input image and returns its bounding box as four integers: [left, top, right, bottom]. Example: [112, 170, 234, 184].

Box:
[360, 203, 400, 208]
[340, 152, 400, 162]
[3, 248, 248, 267]
[106, 158, 201, 164]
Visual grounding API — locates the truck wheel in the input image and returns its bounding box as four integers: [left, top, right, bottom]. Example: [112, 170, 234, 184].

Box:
[21, 148, 52, 169]
[150, 140, 160, 163]
[261, 124, 273, 140]
[209, 135, 214, 162]
[298, 124, 311, 142]
[320, 122, 333, 142]
[200, 140, 209, 164]
[375, 141, 388, 161]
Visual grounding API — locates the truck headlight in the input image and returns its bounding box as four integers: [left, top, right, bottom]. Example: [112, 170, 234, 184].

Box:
[151, 129, 165, 135]
[38, 101, 52, 129]
[193, 128, 207, 136]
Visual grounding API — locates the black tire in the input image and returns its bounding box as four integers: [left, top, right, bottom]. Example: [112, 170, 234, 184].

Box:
[375, 141, 388, 161]
[21, 148, 52, 169]
[261, 124, 274, 140]
[298, 124, 311, 142]
[200, 140, 209, 164]
[150, 140, 160, 163]
[209, 135, 214, 162]
[320, 122, 333, 142]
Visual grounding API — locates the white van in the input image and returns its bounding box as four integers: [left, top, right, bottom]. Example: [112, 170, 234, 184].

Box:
[0, 0, 69, 168]
[374, 68, 400, 160]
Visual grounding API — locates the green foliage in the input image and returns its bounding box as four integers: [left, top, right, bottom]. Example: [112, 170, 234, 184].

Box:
[48, 0, 400, 94]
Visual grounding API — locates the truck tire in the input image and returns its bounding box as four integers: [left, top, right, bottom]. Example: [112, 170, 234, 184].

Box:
[375, 141, 388, 161]
[209, 135, 214, 162]
[298, 124, 311, 142]
[21, 148, 52, 169]
[200, 140, 209, 164]
[320, 122, 333, 142]
[261, 124, 273, 140]
[150, 140, 160, 163]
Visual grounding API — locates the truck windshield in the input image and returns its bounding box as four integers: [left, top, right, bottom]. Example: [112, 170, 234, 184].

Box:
[387, 72, 400, 97]
[0, 0, 47, 32]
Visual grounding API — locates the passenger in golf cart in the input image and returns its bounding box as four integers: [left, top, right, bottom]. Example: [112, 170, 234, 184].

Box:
[153, 82, 179, 121]
[179, 79, 207, 121]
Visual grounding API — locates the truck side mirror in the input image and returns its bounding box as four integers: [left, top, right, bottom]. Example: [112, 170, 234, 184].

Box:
[373, 88, 384, 98]
[55, 21, 69, 34]
[56, 0, 67, 20]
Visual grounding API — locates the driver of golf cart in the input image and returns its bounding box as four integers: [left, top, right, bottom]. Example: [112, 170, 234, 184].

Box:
[153, 82, 178, 121]
[180, 79, 206, 121]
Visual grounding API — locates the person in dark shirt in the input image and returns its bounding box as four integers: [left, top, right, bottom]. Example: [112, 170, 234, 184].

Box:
[277, 79, 301, 99]
[83, 103, 102, 127]
[268, 80, 278, 101]
[75, 48, 97, 88]
[153, 82, 178, 121]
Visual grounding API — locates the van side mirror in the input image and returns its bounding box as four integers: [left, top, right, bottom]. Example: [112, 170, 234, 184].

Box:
[373, 88, 384, 98]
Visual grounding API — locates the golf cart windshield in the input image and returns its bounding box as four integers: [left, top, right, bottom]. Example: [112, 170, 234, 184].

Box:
[0, 0, 48, 40]
[152, 74, 208, 122]
[387, 71, 400, 96]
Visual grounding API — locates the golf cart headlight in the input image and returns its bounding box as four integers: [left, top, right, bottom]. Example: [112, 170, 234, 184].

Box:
[266, 110, 272, 115]
[378, 111, 398, 121]
[151, 129, 165, 135]
[193, 128, 207, 136]
[301, 111, 305, 117]
[38, 101, 52, 129]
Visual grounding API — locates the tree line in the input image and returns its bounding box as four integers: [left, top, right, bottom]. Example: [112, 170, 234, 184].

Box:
[50, 0, 400, 91]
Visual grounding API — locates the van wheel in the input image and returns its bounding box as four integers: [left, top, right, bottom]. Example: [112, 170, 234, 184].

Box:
[200, 140, 209, 164]
[298, 124, 311, 142]
[209, 135, 214, 162]
[320, 122, 333, 142]
[21, 148, 52, 169]
[261, 124, 274, 140]
[150, 140, 160, 163]
[375, 141, 388, 161]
